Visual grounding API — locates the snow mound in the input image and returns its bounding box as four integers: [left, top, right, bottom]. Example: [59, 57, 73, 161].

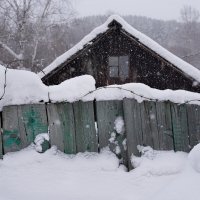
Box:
[49, 75, 95, 102]
[0, 65, 96, 110]
[188, 144, 200, 173]
[34, 133, 49, 153]
[1, 146, 120, 172]
[0, 66, 48, 110]
[91, 83, 200, 104]
[131, 146, 187, 176]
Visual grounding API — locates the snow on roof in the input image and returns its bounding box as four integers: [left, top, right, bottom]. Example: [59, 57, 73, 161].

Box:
[38, 15, 200, 83]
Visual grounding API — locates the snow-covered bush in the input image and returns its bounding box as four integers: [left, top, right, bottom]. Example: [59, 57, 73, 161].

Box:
[131, 145, 187, 175]
[34, 133, 50, 153]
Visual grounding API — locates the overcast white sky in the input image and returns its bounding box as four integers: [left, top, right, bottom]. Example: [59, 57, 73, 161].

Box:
[73, 0, 200, 21]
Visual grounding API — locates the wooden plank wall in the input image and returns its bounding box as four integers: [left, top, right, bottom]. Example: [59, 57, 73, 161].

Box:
[47, 101, 98, 154]
[0, 100, 200, 171]
[123, 99, 191, 169]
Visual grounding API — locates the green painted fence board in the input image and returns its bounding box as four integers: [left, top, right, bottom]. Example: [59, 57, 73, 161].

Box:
[73, 101, 98, 152]
[17, 104, 49, 152]
[187, 104, 200, 148]
[2, 106, 21, 153]
[18, 104, 48, 148]
[0, 113, 2, 159]
[156, 102, 174, 150]
[2, 104, 48, 154]
[47, 103, 76, 154]
[123, 99, 143, 169]
[171, 104, 189, 152]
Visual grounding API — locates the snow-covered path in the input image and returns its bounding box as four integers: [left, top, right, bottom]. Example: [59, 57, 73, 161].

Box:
[0, 146, 200, 200]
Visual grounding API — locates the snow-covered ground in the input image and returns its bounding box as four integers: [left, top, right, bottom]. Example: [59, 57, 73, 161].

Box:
[0, 144, 200, 200]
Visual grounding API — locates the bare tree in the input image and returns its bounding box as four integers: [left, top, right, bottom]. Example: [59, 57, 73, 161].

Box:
[181, 5, 200, 24]
[0, 0, 75, 70]
[180, 5, 200, 63]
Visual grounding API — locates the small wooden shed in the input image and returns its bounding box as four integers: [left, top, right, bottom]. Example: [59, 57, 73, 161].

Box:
[39, 15, 200, 93]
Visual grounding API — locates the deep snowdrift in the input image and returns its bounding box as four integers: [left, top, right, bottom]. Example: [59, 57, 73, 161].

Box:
[0, 144, 200, 200]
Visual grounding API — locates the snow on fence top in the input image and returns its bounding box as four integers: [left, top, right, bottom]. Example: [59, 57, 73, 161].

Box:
[0, 65, 200, 111]
[0, 66, 48, 110]
[87, 83, 200, 105]
[0, 66, 95, 110]
[38, 14, 200, 83]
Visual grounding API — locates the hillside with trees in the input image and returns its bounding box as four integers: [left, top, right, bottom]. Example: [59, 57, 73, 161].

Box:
[0, 2, 199, 71]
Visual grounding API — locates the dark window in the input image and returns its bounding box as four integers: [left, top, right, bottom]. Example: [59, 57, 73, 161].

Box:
[109, 56, 129, 81]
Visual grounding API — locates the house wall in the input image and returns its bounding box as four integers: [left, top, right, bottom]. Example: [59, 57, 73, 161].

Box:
[43, 28, 200, 93]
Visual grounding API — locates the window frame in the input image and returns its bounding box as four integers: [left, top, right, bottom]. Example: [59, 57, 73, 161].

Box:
[108, 55, 129, 80]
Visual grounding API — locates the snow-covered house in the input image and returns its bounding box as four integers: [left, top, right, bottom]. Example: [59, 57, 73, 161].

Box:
[39, 15, 200, 93]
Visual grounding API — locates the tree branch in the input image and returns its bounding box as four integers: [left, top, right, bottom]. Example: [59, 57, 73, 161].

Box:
[0, 41, 22, 60]
[182, 51, 200, 59]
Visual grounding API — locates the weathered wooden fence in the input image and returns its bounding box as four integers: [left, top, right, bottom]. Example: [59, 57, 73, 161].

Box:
[0, 99, 200, 169]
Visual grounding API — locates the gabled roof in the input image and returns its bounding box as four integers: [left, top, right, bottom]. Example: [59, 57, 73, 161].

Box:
[38, 15, 200, 83]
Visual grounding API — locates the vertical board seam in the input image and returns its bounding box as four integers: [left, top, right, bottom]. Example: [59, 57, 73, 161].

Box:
[0, 112, 3, 157]
[45, 103, 50, 146]
[72, 102, 78, 153]
[169, 103, 176, 151]
[94, 100, 100, 153]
